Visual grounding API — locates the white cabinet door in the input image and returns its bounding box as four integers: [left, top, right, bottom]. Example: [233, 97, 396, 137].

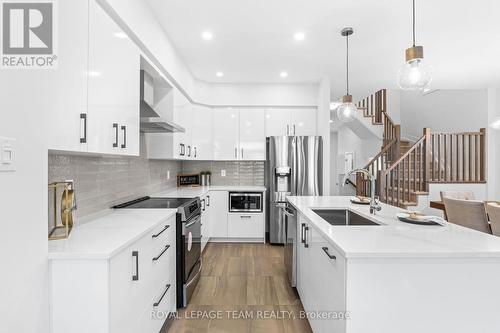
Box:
[209, 191, 228, 238]
[47, 0, 88, 152]
[87, 0, 140, 156]
[228, 213, 264, 238]
[296, 216, 312, 311]
[290, 108, 317, 136]
[191, 106, 214, 160]
[239, 109, 266, 160]
[213, 109, 240, 160]
[265, 109, 291, 136]
[201, 194, 210, 252]
[172, 89, 193, 159]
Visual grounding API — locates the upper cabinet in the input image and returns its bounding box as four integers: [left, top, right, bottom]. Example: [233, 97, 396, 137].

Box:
[213, 109, 240, 160]
[87, 0, 140, 156]
[239, 109, 266, 160]
[191, 105, 214, 160]
[213, 109, 266, 161]
[265, 108, 317, 136]
[47, 0, 141, 156]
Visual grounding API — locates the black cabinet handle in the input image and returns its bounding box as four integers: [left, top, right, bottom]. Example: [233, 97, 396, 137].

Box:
[187, 145, 191, 157]
[153, 284, 171, 307]
[113, 123, 118, 148]
[240, 215, 252, 219]
[152, 225, 170, 238]
[152, 245, 170, 261]
[120, 125, 126, 149]
[322, 247, 336, 260]
[207, 195, 210, 206]
[80, 113, 87, 143]
[304, 226, 309, 248]
[202, 199, 206, 211]
[301, 223, 305, 243]
[194, 147, 197, 158]
[132, 251, 139, 281]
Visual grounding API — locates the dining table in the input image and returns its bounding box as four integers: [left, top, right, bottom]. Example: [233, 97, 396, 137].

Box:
[430, 200, 500, 220]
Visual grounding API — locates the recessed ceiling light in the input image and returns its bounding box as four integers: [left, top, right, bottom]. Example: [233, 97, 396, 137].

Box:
[294, 32, 305, 41]
[216, 71, 224, 77]
[113, 32, 128, 39]
[329, 120, 334, 123]
[201, 31, 213, 40]
[280, 71, 288, 78]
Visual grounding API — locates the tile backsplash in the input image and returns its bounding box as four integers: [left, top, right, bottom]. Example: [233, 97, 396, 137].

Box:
[181, 161, 265, 186]
[48, 152, 181, 219]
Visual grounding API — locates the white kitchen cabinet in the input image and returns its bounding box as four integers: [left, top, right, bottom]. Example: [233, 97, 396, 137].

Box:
[228, 213, 264, 239]
[192, 106, 214, 160]
[50, 215, 176, 333]
[209, 191, 229, 238]
[265, 109, 290, 137]
[213, 109, 240, 160]
[291, 108, 317, 136]
[47, 0, 89, 152]
[296, 214, 347, 333]
[265, 108, 317, 136]
[239, 109, 266, 160]
[87, 0, 140, 156]
[172, 89, 193, 159]
[201, 192, 212, 251]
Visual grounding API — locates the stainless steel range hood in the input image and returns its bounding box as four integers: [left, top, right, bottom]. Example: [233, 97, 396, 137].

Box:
[139, 70, 185, 133]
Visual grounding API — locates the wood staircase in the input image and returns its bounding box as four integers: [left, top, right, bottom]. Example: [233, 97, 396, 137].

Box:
[354, 89, 487, 209]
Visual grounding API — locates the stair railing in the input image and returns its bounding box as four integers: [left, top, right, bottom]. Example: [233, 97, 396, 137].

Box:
[428, 129, 487, 183]
[378, 128, 430, 208]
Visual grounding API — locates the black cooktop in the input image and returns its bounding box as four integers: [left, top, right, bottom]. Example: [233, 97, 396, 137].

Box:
[112, 196, 195, 209]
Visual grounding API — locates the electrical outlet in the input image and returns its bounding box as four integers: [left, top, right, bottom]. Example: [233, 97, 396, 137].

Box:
[167, 170, 170, 180]
[221, 169, 226, 177]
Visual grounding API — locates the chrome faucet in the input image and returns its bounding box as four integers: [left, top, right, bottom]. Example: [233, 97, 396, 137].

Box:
[342, 168, 382, 214]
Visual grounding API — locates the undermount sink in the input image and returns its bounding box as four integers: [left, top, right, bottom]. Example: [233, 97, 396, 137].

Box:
[312, 209, 381, 226]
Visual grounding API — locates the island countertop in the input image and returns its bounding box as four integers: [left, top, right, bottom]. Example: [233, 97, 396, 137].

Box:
[286, 196, 500, 259]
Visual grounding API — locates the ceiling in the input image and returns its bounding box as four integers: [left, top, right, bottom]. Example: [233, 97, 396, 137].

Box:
[146, 0, 500, 99]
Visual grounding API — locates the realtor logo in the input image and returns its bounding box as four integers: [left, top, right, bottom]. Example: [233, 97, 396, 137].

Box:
[1, 0, 57, 68]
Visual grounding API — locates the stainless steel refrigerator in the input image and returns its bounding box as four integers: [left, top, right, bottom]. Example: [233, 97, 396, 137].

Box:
[266, 136, 323, 244]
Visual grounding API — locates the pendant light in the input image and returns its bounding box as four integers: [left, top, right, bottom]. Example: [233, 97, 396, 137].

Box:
[337, 27, 357, 123]
[397, 0, 432, 90]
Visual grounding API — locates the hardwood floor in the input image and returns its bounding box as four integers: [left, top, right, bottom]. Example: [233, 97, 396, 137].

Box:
[163, 243, 312, 333]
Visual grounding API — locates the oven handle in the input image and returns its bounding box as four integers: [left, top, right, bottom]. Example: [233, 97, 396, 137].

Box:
[186, 259, 203, 288]
[185, 215, 201, 228]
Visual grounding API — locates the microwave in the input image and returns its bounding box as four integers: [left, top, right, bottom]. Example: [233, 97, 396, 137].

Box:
[229, 192, 263, 212]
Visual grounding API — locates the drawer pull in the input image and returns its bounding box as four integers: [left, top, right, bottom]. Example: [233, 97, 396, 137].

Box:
[152, 225, 170, 238]
[301, 223, 306, 244]
[153, 284, 171, 307]
[240, 216, 252, 219]
[153, 245, 170, 261]
[132, 251, 139, 281]
[322, 247, 336, 260]
[304, 226, 309, 248]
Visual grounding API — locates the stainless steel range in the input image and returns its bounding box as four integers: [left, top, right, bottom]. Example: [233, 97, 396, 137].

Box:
[113, 196, 202, 308]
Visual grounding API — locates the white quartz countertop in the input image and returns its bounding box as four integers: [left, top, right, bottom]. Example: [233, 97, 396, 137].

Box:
[154, 185, 266, 198]
[287, 196, 500, 259]
[48, 209, 177, 260]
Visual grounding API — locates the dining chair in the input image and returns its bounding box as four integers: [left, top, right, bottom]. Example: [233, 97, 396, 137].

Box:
[487, 203, 500, 236]
[443, 197, 491, 234]
[440, 190, 476, 201]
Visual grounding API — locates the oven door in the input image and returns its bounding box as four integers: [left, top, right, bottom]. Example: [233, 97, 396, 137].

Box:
[229, 192, 263, 212]
[183, 214, 201, 306]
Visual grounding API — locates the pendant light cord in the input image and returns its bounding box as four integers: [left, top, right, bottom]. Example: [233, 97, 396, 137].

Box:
[412, 0, 416, 47]
[346, 33, 349, 95]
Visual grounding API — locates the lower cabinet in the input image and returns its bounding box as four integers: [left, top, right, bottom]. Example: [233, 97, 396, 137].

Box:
[228, 213, 264, 239]
[50, 216, 176, 333]
[201, 192, 212, 252]
[296, 214, 346, 333]
[209, 191, 229, 238]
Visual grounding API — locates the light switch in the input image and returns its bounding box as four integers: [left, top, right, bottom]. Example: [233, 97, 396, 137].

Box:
[221, 170, 226, 177]
[0, 137, 15, 172]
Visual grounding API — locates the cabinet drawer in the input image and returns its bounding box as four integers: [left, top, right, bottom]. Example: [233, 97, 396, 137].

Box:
[150, 216, 175, 249]
[228, 213, 264, 238]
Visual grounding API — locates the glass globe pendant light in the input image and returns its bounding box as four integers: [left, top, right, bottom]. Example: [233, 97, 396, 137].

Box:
[397, 0, 432, 90]
[337, 27, 357, 123]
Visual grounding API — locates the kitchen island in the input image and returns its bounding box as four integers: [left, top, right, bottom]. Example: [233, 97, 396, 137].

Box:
[287, 196, 500, 333]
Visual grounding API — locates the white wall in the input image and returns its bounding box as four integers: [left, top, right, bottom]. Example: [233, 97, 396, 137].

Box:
[399, 90, 488, 139]
[0, 69, 49, 331]
[487, 87, 500, 200]
[193, 81, 318, 107]
[318, 78, 331, 195]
